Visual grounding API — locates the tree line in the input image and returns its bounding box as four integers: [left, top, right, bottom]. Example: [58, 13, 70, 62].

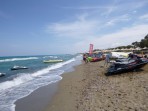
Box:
[132, 34, 148, 48]
[114, 34, 148, 49]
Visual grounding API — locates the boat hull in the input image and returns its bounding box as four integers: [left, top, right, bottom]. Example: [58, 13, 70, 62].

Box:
[11, 67, 28, 70]
[0, 73, 5, 77]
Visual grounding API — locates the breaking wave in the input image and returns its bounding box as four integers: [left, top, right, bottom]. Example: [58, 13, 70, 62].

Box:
[0, 57, 38, 62]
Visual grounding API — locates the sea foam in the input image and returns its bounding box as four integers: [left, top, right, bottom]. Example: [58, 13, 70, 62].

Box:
[0, 57, 76, 91]
[0, 57, 38, 62]
[0, 55, 81, 111]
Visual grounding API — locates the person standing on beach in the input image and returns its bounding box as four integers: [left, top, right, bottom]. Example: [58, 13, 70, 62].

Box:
[104, 54, 110, 67]
[83, 53, 88, 63]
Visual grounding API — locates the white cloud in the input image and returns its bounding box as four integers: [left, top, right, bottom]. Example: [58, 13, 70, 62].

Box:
[46, 16, 100, 38]
[139, 14, 148, 21]
[106, 14, 131, 26]
[46, 13, 131, 39]
[72, 24, 148, 53]
[44, 0, 148, 53]
[102, 0, 148, 18]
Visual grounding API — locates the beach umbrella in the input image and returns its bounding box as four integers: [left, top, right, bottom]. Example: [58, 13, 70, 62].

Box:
[136, 47, 141, 50]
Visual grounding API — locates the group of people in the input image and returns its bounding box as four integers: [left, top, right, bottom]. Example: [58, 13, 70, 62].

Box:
[83, 52, 148, 68]
[83, 53, 110, 66]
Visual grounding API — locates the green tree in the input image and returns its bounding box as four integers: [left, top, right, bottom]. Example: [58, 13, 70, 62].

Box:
[140, 39, 147, 48]
[144, 34, 148, 40]
[132, 41, 140, 47]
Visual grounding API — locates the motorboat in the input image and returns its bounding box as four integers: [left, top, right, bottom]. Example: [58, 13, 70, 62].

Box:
[0, 73, 5, 77]
[106, 58, 148, 76]
[43, 59, 63, 63]
[11, 66, 28, 70]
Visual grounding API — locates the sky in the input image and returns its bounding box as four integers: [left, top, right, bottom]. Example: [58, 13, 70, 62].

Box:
[0, 0, 148, 56]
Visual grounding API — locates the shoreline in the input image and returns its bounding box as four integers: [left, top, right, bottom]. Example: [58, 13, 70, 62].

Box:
[43, 61, 106, 111]
[15, 61, 148, 111]
[15, 62, 82, 111]
[43, 62, 88, 111]
[15, 81, 59, 111]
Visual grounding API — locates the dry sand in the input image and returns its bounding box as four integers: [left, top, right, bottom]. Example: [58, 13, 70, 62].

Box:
[44, 61, 148, 111]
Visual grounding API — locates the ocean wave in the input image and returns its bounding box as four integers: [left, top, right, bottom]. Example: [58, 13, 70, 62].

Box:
[0, 55, 81, 111]
[0, 57, 76, 91]
[0, 75, 62, 111]
[0, 74, 33, 91]
[0, 57, 38, 62]
[32, 58, 75, 77]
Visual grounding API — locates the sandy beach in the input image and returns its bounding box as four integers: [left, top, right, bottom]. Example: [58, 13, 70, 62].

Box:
[15, 60, 148, 111]
[43, 60, 148, 111]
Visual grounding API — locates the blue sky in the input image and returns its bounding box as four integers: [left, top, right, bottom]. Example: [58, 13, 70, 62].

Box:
[0, 0, 148, 56]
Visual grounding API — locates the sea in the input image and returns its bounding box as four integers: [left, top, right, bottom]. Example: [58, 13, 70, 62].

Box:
[0, 54, 82, 111]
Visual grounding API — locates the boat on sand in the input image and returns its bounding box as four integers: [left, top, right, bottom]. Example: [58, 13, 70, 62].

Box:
[106, 58, 148, 76]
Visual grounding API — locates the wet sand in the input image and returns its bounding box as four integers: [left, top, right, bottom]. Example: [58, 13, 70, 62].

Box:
[15, 82, 59, 111]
